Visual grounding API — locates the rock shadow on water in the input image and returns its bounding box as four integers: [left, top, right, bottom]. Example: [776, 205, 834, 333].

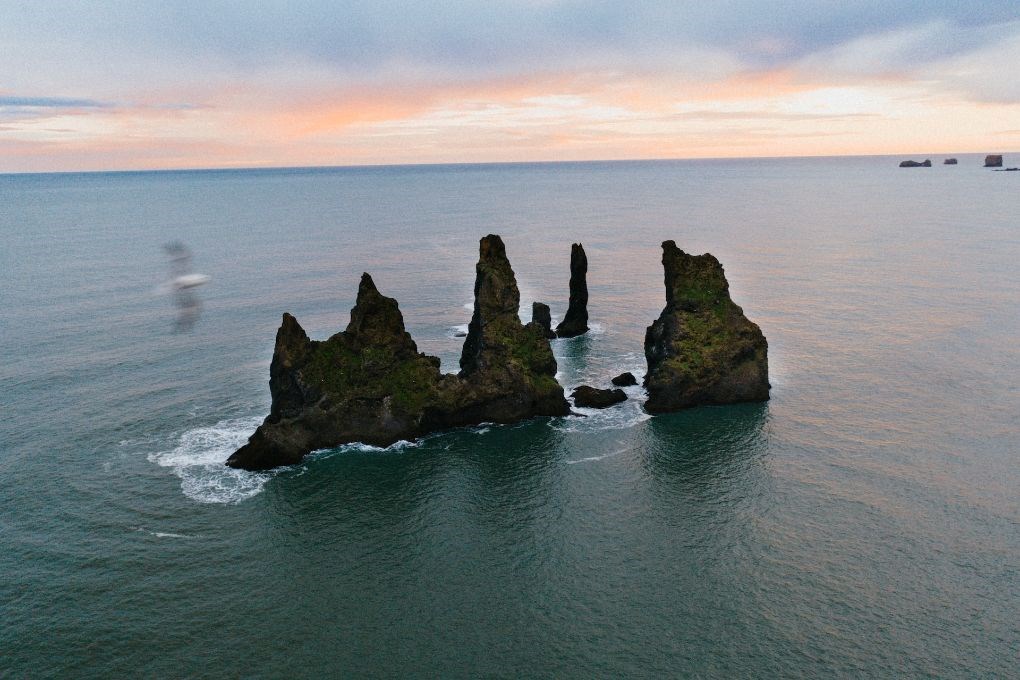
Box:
[260, 419, 566, 537]
[638, 402, 772, 499]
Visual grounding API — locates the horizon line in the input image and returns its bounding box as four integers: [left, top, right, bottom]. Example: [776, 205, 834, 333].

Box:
[1, 149, 1015, 177]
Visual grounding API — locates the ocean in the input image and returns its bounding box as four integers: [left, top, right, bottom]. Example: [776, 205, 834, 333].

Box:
[2, 156, 1018, 677]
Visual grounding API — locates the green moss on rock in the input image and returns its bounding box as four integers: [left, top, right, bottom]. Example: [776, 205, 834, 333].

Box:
[644, 241, 769, 413]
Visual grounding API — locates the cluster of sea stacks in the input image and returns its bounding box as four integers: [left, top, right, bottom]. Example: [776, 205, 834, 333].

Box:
[227, 235, 770, 470]
[899, 154, 1012, 168]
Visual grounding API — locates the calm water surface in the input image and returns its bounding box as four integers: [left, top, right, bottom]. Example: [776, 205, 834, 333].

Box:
[1, 156, 1018, 677]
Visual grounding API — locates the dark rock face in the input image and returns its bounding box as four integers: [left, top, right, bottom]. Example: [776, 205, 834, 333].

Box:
[899, 159, 931, 167]
[643, 241, 769, 413]
[985, 155, 1003, 167]
[570, 385, 627, 408]
[944, 158, 958, 165]
[227, 236, 568, 471]
[555, 243, 589, 337]
[611, 371, 638, 387]
[531, 301, 556, 339]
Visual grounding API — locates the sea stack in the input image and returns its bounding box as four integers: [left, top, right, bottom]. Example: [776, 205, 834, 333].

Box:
[643, 241, 769, 413]
[531, 301, 556, 339]
[555, 243, 589, 337]
[985, 155, 1003, 167]
[227, 235, 568, 471]
[456, 235, 569, 420]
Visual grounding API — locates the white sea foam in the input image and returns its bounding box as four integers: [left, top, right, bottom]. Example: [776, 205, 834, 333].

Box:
[135, 527, 195, 539]
[149, 416, 273, 504]
[446, 323, 469, 339]
[566, 446, 634, 465]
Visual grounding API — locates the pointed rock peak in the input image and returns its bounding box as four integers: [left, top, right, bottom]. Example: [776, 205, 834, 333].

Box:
[479, 234, 508, 263]
[357, 272, 379, 298]
[276, 313, 310, 350]
[472, 233, 520, 319]
[571, 242, 587, 264]
[661, 241, 729, 312]
[346, 273, 412, 347]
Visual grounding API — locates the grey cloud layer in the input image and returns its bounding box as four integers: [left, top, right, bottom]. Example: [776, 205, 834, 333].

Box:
[1, 1, 1018, 99]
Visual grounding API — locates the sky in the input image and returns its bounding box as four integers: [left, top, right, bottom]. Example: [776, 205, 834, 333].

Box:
[2, 1, 1019, 172]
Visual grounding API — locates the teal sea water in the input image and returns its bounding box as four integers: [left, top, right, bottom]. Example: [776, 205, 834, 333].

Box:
[2, 156, 1018, 677]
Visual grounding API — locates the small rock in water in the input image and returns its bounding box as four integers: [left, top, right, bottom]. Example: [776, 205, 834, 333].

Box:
[899, 159, 931, 167]
[943, 158, 958, 165]
[611, 371, 638, 387]
[984, 154, 1004, 167]
[531, 301, 556, 339]
[570, 385, 627, 408]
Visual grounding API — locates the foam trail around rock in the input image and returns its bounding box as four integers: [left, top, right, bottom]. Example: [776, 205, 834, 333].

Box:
[149, 416, 273, 504]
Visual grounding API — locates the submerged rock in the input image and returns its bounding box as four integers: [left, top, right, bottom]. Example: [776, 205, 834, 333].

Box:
[611, 371, 638, 387]
[570, 385, 627, 408]
[227, 235, 568, 471]
[899, 159, 931, 167]
[531, 301, 556, 339]
[555, 243, 589, 337]
[643, 241, 769, 413]
[985, 155, 1003, 167]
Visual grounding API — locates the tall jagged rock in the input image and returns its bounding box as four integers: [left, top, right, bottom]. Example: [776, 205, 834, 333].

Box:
[643, 241, 769, 413]
[226, 274, 447, 470]
[453, 235, 569, 423]
[531, 302, 555, 339]
[555, 243, 589, 337]
[227, 236, 568, 471]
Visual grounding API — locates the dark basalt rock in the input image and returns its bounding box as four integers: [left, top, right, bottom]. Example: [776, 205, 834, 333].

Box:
[531, 301, 556, 339]
[611, 371, 638, 387]
[643, 241, 769, 413]
[994, 167, 1020, 172]
[985, 155, 1003, 167]
[227, 235, 568, 471]
[555, 243, 589, 337]
[944, 158, 958, 165]
[899, 159, 931, 167]
[570, 385, 627, 408]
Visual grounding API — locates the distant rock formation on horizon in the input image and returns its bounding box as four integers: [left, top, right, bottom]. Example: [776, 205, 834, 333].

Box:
[944, 158, 958, 165]
[899, 159, 932, 167]
[226, 235, 568, 471]
[555, 243, 589, 338]
[643, 241, 769, 413]
[985, 155, 1004, 167]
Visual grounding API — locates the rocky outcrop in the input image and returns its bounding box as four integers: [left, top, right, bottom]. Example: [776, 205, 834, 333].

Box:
[899, 160, 931, 167]
[531, 302, 556, 339]
[227, 235, 568, 471]
[643, 241, 769, 413]
[944, 158, 958, 165]
[570, 385, 627, 408]
[555, 243, 589, 337]
[985, 155, 1003, 167]
[611, 371, 638, 387]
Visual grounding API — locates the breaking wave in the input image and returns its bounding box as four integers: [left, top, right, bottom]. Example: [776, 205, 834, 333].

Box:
[149, 416, 273, 505]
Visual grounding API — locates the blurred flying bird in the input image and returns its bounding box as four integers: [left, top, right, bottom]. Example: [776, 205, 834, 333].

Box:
[162, 241, 210, 332]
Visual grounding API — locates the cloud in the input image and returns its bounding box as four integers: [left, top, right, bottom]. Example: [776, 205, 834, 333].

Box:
[0, 96, 113, 108]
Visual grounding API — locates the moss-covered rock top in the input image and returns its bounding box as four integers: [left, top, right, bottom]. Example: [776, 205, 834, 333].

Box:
[644, 241, 769, 413]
